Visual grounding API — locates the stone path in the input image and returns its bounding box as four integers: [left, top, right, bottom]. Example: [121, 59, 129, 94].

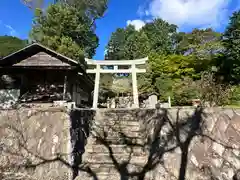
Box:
[80, 109, 148, 180]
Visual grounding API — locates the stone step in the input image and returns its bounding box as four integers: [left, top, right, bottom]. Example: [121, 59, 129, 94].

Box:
[83, 154, 148, 164]
[76, 167, 141, 180]
[97, 114, 138, 121]
[94, 173, 121, 180]
[91, 124, 142, 132]
[90, 130, 145, 139]
[86, 137, 145, 145]
[93, 120, 141, 127]
[85, 145, 147, 154]
[75, 172, 120, 180]
[85, 162, 146, 172]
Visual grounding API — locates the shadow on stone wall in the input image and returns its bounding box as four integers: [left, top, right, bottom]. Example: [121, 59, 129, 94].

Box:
[0, 107, 97, 180]
[70, 108, 95, 179]
[0, 107, 72, 180]
[80, 107, 240, 180]
[1, 106, 240, 180]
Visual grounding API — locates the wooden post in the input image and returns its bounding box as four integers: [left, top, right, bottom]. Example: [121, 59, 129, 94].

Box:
[20, 75, 28, 96]
[63, 75, 67, 100]
[168, 96, 171, 108]
[92, 65, 100, 109]
[131, 64, 139, 108]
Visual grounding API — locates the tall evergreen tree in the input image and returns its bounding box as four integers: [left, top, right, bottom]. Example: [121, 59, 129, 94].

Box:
[105, 28, 126, 60]
[30, 2, 104, 65]
[222, 10, 240, 83]
[142, 19, 177, 55]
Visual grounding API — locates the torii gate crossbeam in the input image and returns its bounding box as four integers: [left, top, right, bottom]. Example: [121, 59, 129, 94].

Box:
[85, 57, 148, 109]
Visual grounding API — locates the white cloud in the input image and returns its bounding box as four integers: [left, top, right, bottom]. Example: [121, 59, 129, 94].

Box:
[0, 20, 18, 36]
[145, 0, 235, 29]
[126, 20, 146, 31]
[5, 25, 17, 36]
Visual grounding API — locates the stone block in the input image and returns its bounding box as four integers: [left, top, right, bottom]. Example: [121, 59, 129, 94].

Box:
[84, 153, 148, 164]
[212, 142, 225, 156]
[230, 114, 240, 131]
[211, 157, 223, 168]
[225, 125, 240, 147]
[214, 115, 230, 133]
[211, 125, 229, 144]
[204, 114, 218, 132]
[85, 145, 146, 155]
[223, 150, 240, 169]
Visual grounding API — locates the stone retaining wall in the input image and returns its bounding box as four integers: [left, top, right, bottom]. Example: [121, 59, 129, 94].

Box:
[80, 107, 240, 180]
[1, 107, 240, 180]
[0, 107, 72, 180]
[141, 107, 240, 180]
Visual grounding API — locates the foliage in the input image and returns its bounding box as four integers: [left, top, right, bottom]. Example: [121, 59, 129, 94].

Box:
[111, 77, 132, 94]
[150, 54, 197, 79]
[141, 54, 198, 92]
[198, 71, 231, 106]
[155, 76, 200, 106]
[138, 72, 154, 94]
[229, 85, 240, 105]
[104, 19, 225, 100]
[222, 10, 240, 83]
[24, 2, 240, 106]
[30, 3, 100, 66]
[55, 0, 108, 21]
[123, 31, 150, 59]
[105, 28, 128, 60]
[175, 28, 223, 79]
[105, 25, 137, 60]
[22, 0, 108, 21]
[141, 19, 177, 55]
[0, 36, 27, 58]
[175, 28, 222, 55]
[105, 19, 177, 60]
[171, 78, 200, 106]
[155, 76, 174, 102]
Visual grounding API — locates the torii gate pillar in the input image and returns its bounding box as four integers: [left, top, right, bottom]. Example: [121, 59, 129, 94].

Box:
[131, 64, 139, 108]
[85, 57, 148, 109]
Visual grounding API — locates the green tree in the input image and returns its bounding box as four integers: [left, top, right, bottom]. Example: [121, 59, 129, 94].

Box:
[142, 19, 177, 55]
[175, 28, 222, 55]
[138, 53, 198, 96]
[30, 3, 100, 66]
[105, 18, 177, 60]
[172, 78, 200, 106]
[105, 28, 126, 60]
[222, 10, 240, 83]
[175, 28, 223, 80]
[105, 25, 137, 60]
[22, 0, 108, 21]
[0, 36, 27, 58]
[59, 0, 108, 22]
[155, 75, 174, 102]
[149, 54, 197, 80]
[124, 31, 150, 59]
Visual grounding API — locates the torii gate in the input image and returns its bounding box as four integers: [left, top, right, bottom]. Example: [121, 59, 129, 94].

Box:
[85, 57, 148, 109]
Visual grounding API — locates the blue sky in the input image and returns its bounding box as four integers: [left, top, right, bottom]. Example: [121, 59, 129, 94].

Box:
[0, 0, 240, 59]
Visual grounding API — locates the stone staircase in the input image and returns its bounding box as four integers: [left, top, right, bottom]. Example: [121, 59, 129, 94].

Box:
[80, 109, 149, 180]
